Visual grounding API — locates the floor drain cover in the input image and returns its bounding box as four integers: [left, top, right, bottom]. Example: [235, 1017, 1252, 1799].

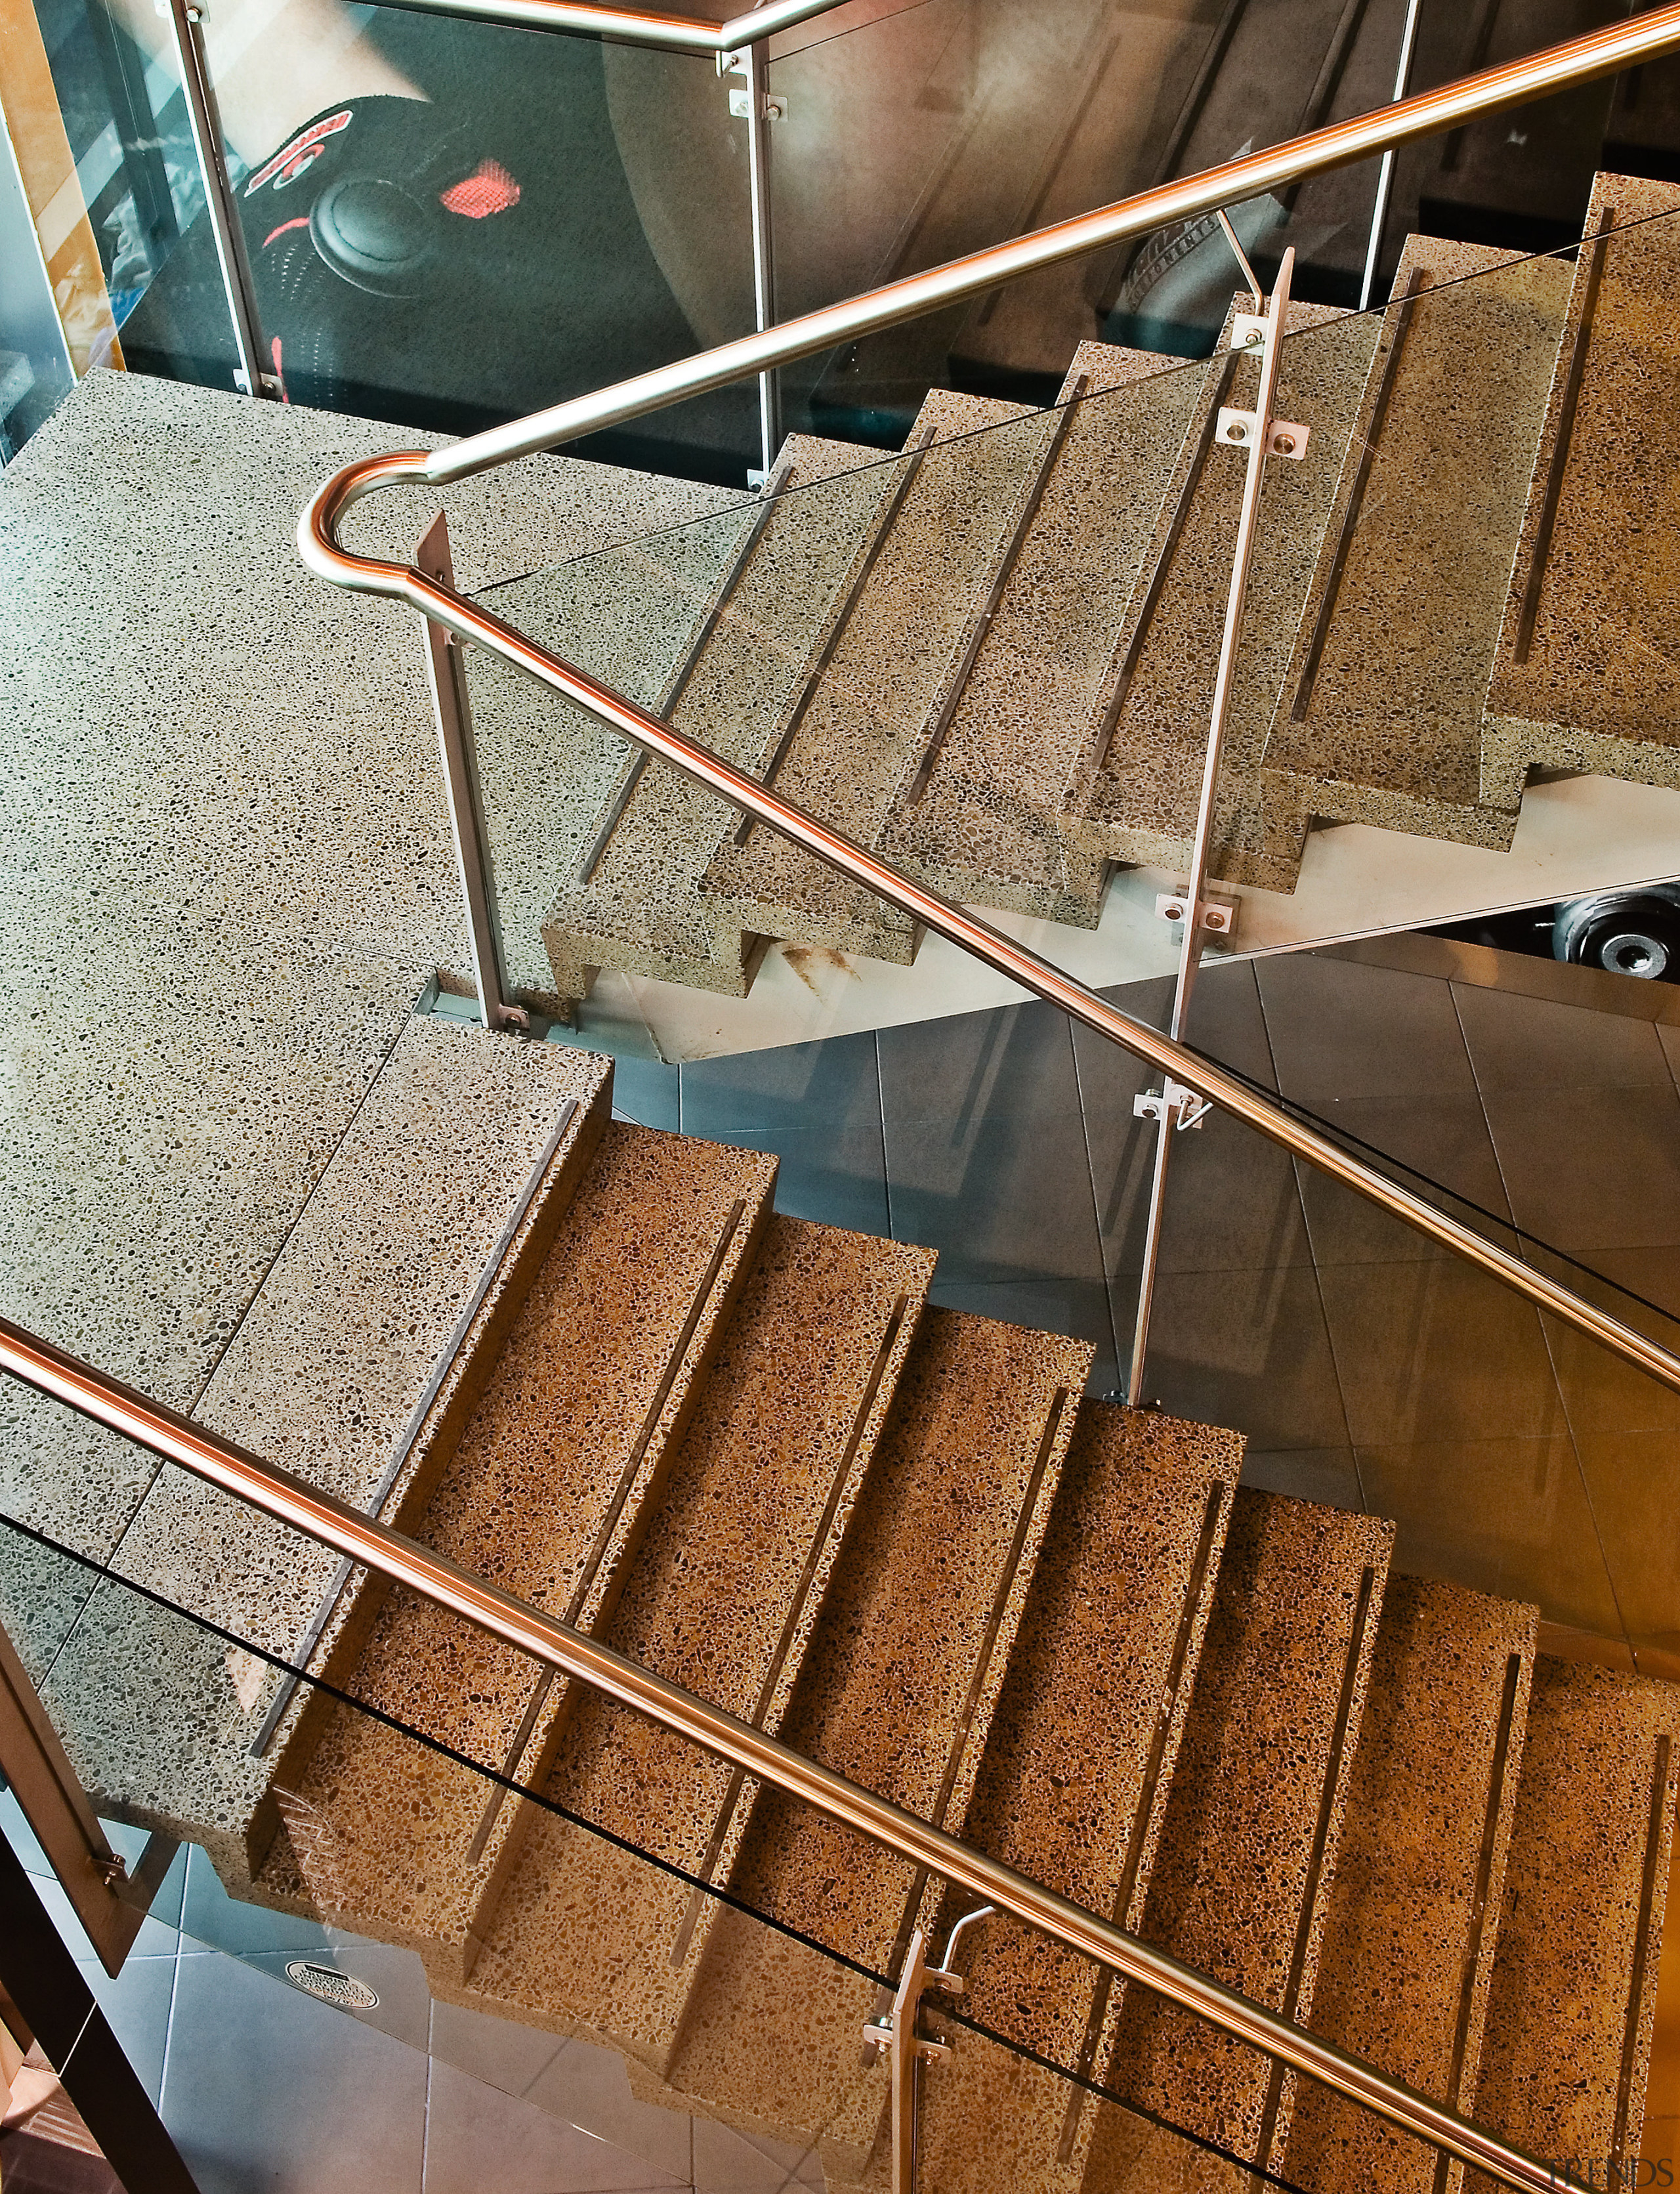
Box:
[284, 1960, 379, 2010]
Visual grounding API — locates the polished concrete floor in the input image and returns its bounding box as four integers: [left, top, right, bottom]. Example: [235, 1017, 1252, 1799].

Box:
[606, 929, 1680, 1675]
[2, 1794, 828, 2194]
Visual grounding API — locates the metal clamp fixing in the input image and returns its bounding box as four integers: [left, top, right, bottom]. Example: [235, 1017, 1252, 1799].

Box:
[1135, 1080, 1211, 1133]
[1155, 890, 1236, 936]
[1217, 407, 1310, 459]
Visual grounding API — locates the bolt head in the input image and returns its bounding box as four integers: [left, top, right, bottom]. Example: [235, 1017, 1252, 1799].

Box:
[1164, 901, 1185, 921]
[1274, 432, 1295, 455]
[1227, 422, 1246, 442]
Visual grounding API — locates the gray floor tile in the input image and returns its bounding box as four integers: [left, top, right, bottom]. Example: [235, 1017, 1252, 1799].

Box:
[1535, 1247, 1680, 1440]
[927, 1277, 1118, 1394]
[1480, 1084, 1680, 1254]
[427, 1995, 570, 2105]
[682, 1031, 883, 1135]
[1570, 1428, 1680, 1666]
[1238, 1447, 1365, 1510]
[180, 1842, 331, 1958]
[611, 1057, 682, 1133]
[690, 1123, 889, 1238]
[1114, 1265, 1352, 1452]
[1452, 981, 1676, 1093]
[73, 1949, 176, 2105]
[1291, 1093, 1515, 1267]
[1317, 1259, 1570, 1449]
[692, 2111, 803, 2194]
[1355, 1435, 1624, 1637]
[161, 1933, 429, 2194]
[520, 2040, 694, 2183]
[234, 1942, 432, 2054]
[1658, 1019, 1680, 1091]
[422, 2057, 686, 2194]
[879, 1005, 1102, 1287]
[1257, 953, 1478, 1101]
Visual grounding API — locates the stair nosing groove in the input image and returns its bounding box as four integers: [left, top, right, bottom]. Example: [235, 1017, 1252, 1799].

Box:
[733, 422, 938, 850]
[668, 1289, 915, 1968]
[1253, 1559, 1381, 2174]
[1056, 1472, 1233, 2167]
[1290, 267, 1428, 724]
[463, 1192, 749, 1863]
[1513, 205, 1616, 665]
[249, 1092, 582, 1760]
[1609, 1731, 1673, 2174]
[1090, 350, 1240, 776]
[1429, 1648, 1526, 2194]
[904, 377, 1089, 807]
[874, 1383, 1072, 2006]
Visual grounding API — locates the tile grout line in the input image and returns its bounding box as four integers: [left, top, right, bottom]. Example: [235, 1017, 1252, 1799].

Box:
[1067, 1003, 1127, 1391]
[1446, 980, 1637, 1664]
[874, 1030, 894, 1242]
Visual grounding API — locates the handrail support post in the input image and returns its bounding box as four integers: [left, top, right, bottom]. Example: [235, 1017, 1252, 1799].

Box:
[738, 32, 782, 478]
[163, 0, 272, 399]
[415, 513, 528, 1033]
[1127, 244, 1298, 1407]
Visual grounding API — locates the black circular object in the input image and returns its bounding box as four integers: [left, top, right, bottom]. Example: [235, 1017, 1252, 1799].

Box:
[1553, 893, 1680, 982]
[309, 175, 436, 297]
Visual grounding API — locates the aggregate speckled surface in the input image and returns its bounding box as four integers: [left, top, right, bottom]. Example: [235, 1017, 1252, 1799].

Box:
[1257, 240, 1570, 877]
[1071, 299, 1379, 891]
[461, 1216, 936, 2065]
[38, 1015, 610, 1861]
[875, 344, 1200, 929]
[1088, 1487, 1394, 2179]
[1280, 1578, 1538, 2194]
[246, 1121, 778, 1952]
[699, 390, 1052, 963]
[1467, 1656, 1680, 2194]
[1484, 182, 1680, 807]
[906, 1401, 1242, 2194]
[661, 1307, 1091, 2165]
[539, 434, 896, 1001]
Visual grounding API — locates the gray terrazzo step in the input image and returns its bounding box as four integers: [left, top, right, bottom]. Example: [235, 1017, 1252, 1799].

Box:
[1278, 1578, 1538, 2194]
[872, 1402, 1242, 2194]
[1254, 238, 1571, 882]
[871, 343, 1198, 931]
[1465, 1656, 1680, 2194]
[1064, 298, 1381, 894]
[1482, 173, 1680, 811]
[243, 1119, 780, 1980]
[456, 1215, 937, 2069]
[696, 390, 1053, 967]
[1083, 1487, 1395, 2186]
[537, 434, 898, 1003]
[656, 1306, 1091, 2176]
[38, 1013, 612, 1879]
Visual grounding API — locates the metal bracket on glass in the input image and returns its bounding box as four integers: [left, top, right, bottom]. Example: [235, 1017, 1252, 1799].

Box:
[721, 50, 787, 117]
[862, 1909, 996, 2193]
[1154, 889, 1236, 937]
[1217, 407, 1309, 459]
[1134, 1079, 1210, 1133]
[1230, 312, 1269, 354]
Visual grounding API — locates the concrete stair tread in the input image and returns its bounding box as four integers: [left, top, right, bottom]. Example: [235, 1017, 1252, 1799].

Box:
[873, 343, 1195, 930]
[1070, 301, 1379, 893]
[1279, 1577, 1539, 2194]
[457, 1214, 937, 2063]
[54, 1017, 611, 1870]
[1466, 1655, 1680, 2193]
[243, 1118, 778, 1956]
[660, 1306, 1091, 2162]
[697, 390, 1050, 963]
[539, 435, 892, 999]
[1484, 174, 1680, 806]
[906, 1401, 1242, 2194]
[1254, 239, 1570, 882]
[1087, 1486, 1395, 2180]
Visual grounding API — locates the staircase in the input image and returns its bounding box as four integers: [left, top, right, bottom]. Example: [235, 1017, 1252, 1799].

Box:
[518, 171, 1680, 1011]
[53, 1016, 1679, 2194]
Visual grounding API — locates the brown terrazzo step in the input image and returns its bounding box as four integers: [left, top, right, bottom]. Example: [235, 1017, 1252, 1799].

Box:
[872, 344, 1198, 931]
[47, 1016, 612, 1878]
[453, 1215, 937, 2069]
[1465, 1656, 1680, 2194]
[539, 434, 896, 1002]
[1083, 1488, 1394, 2186]
[1255, 238, 1570, 882]
[1066, 301, 1380, 895]
[894, 1402, 1242, 2194]
[1483, 175, 1680, 811]
[1278, 1578, 1538, 2194]
[657, 1307, 1091, 2170]
[698, 390, 1055, 967]
[238, 1120, 779, 1963]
